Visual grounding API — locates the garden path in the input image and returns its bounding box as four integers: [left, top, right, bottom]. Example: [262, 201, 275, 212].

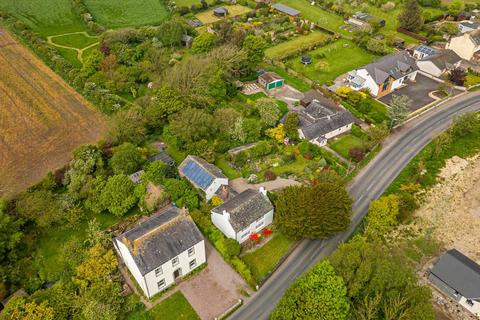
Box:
[47, 31, 99, 64]
[322, 145, 353, 167]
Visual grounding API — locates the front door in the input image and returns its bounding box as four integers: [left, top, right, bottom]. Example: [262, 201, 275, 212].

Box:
[173, 268, 182, 280]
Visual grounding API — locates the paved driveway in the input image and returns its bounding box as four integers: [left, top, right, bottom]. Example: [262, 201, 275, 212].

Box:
[269, 85, 304, 108]
[379, 73, 441, 111]
[179, 240, 250, 320]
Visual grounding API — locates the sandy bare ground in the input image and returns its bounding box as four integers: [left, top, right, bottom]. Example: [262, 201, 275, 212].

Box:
[0, 29, 105, 197]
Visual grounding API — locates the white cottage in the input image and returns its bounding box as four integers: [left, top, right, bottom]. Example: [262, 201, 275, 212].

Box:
[446, 30, 480, 61]
[211, 188, 274, 243]
[179, 155, 228, 200]
[416, 49, 462, 77]
[347, 51, 418, 97]
[114, 207, 206, 298]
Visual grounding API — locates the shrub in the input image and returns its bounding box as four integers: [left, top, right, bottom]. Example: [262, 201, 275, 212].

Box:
[223, 238, 241, 257]
[262, 228, 273, 236]
[210, 195, 224, 207]
[230, 257, 255, 285]
[349, 147, 365, 162]
[264, 170, 277, 181]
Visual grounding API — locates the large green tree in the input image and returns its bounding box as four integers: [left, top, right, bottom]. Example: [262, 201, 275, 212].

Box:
[169, 108, 218, 143]
[275, 177, 352, 239]
[388, 95, 411, 127]
[109, 143, 145, 175]
[242, 35, 267, 68]
[0, 202, 23, 281]
[107, 106, 147, 145]
[271, 261, 350, 320]
[284, 112, 299, 141]
[364, 195, 399, 239]
[398, 0, 423, 32]
[100, 174, 137, 216]
[255, 97, 281, 128]
[144, 85, 184, 129]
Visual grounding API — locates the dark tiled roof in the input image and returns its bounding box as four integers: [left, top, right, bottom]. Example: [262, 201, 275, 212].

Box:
[148, 151, 175, 166]
[469, 30, 480, 46]
[361, 51, 418, 84]
[430, 249, 480, 299]
[420, 49, 462, 70]
[272, 3, 300, 16]
[116, 207, 203, 276]
[460, 21, 479, 29]
[214, 7, 228, 14]
[129, 170, 144, 184]
[179, 155, 226, 191]
[212, 189, 273, 232]
[300, 111, 355, 140]
[300, 90, 338, 109]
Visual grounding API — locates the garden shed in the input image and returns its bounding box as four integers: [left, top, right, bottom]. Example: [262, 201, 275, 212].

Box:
[258, 72, 284, 90]
[213, 7, 229, 17]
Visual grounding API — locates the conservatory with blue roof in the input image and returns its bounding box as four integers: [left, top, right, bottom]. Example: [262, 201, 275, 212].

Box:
[179, 155, 229, 200]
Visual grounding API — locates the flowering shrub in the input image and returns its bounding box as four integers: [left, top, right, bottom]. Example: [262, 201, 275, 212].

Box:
[249, 233, 261, 242]
[262, 228, 273, 236]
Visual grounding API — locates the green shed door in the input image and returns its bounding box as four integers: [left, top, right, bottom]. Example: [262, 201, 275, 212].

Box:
[267, 82, 275, 90]
[276, 80, 284, 88]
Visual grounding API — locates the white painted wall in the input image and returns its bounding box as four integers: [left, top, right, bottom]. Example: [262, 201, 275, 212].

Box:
[143, 240, 206, 298]
[114, 239, 148, 295]
[205, 177, 229, 200]
[324, 123, 353, 140]
[211, 210, 237, 239]
[447, 33, 480, 60]
[236, 209, 274, 243]
[459, 296, 480, 317]
[417, 60, 442, 77]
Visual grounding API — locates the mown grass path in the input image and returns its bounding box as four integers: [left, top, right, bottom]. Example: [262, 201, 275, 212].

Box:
[47, 31, 99, 63]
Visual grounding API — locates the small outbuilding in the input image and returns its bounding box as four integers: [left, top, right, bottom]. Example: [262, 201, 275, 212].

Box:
[213, 7, 229, 17]
[258, 72, 284, 90]
[272, 3, 300, 17]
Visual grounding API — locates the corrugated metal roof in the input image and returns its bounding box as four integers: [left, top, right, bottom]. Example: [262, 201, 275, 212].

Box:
[272, 3, 300, 16]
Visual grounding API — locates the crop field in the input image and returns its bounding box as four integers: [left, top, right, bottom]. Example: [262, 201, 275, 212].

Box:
[0, 29, 105, 197]
[0, 0, 85, 36]
[85, 0, 169, 28]
[196, 5, 252, 24]
[265, 32, 330, 60]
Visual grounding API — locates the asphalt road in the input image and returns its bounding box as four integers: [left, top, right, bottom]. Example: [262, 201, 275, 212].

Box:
[230, 91, 480, 320]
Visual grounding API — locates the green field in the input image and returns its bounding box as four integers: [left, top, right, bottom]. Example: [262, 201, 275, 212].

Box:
[242, 233, 294, 282]
[265, 32, 330, 60]
[0, 0, 85, 35]
[85, 0, 169, 28]
[286, 39, 377, 84]
[51, 33, 99, 49]
[276, 0, 348, 35]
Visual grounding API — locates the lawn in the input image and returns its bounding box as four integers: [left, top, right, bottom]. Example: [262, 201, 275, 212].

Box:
[51, 33, 99, 49]
[242, 232, 294, 282]
[330, 134, 366, 159]
[147, 292, 200, 320]
[56, 47, 82, 68]
[195, 5, 252, 24]
[286, 39, 377, 84]
[0, 0, 85, 36]
[265, 32, 330, 60]
[276, 0, 348, 36]
[175, 0, 215, 7]
[85, 0, 169, 28]
[215, 155, 241, 179]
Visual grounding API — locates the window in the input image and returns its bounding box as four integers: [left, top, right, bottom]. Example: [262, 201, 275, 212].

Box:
[256, 220, 264, 229]
[187, 247, 195, 257]
[157, 279, 166, 290]
[466, 299, 474, 306]
[241, 231, 250, 239]
[155, 266, 163, 277]
[189, 259, 197, 270]
[172, 256, 179, 267]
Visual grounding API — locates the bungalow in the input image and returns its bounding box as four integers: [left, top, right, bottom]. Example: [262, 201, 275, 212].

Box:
[114, 206, 206, 298]
[429, 249, 480, 317]
[295, 99, 355, 147]
[346, 51, 418, 97]
[446, 30, 480, 61]
[211, 188, 274, 243]
[179, 155, 228, 200]
[271, 3, 300, 17]
[417, 49, 462, 77]
[459, 20, 480, 33]
[258, 72, 284, 90]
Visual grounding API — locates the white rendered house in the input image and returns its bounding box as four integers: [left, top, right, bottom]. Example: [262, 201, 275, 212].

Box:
[179, 155, 228, 200]
[114, 206, 206, 298]
[211, 188, 274, 243]
[347, 51, 418, 97]
[416, 49, 462, 77]
[446, 30, 480, 61]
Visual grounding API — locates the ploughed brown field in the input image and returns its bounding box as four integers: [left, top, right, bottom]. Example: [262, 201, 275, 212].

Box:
[0, 29, 105, 197]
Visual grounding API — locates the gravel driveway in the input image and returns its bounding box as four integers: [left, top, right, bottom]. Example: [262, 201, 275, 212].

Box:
[179, 240, 250, 320]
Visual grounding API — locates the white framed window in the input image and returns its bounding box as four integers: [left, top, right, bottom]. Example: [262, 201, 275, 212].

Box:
[155, 266, 163, 277]
[189, 259, 197, 270]
[157, 279, 166, 290]
[187, 247, 195, 257]
[172, 256, 179, 267]
[256, 220, 264, 229]
[241, 231, 250, 239]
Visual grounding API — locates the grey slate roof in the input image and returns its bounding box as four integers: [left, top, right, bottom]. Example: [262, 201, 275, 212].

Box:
[460, 21, 480, 29]
[469, 30, 480, 47]
[300, 90, 338, 109]
[116, 207, 203, 276]
[430, 249, 480, 300]
[272, 3, 300, 16]
[148, 150, 175, 166]
[212, 189, 273, 232]
[420, 49, 462, 70]
[300, 111, 356, 140]
[360, 51, 418, 84]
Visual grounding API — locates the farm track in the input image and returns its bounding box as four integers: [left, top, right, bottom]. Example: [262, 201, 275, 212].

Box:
[47, 31, 99, 63]
[0, 29, 105, 197]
